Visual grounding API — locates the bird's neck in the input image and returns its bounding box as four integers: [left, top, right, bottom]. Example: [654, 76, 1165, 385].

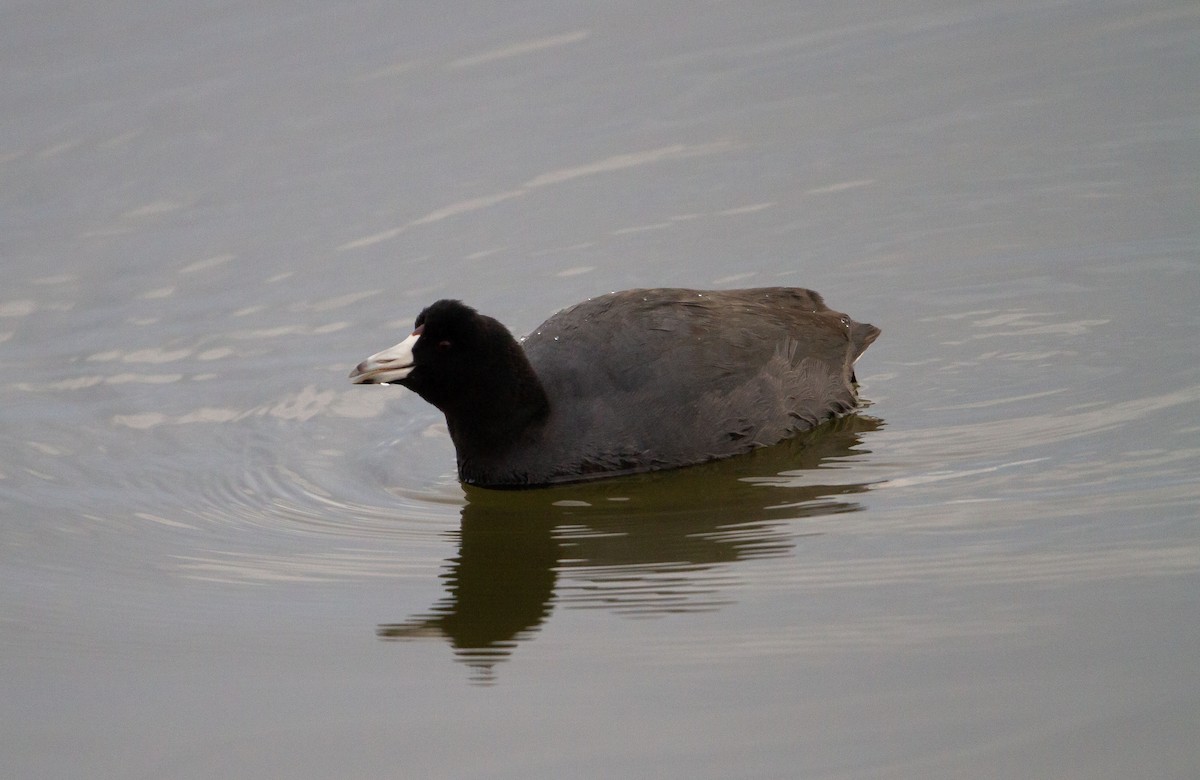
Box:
[443, 349, 550, 485]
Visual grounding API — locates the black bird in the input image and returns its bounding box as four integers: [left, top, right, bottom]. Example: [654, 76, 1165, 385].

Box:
[350, 287, 879, 488]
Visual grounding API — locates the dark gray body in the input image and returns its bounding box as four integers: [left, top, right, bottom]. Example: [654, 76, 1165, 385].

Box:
[466, 287, 879, 486]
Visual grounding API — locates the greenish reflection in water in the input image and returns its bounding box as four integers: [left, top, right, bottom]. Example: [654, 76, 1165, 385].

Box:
[378, 415, 880, 683]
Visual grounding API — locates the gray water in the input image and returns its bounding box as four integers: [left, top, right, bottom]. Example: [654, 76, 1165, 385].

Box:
[3, 1, 1199, 778]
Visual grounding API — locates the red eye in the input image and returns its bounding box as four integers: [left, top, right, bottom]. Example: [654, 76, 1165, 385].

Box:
[437, 340, 452, 351]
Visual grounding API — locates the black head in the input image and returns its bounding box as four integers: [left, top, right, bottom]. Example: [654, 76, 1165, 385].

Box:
[404, 300, 504, 410]
[350, 299, 544, 420]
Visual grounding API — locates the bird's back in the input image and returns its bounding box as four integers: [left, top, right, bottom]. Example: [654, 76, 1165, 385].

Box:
[513, 288, 878, 483]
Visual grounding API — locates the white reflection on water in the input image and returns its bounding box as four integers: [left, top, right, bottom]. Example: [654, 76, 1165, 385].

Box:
[881, 384, 1200, 461]
[108, 386, 393, 429]
[337, 141, 737, 250]
[178, 253, 236, 273]
[770, 547, 1200, 590]
[448, 30, 591, 69]
[175, 550, 446, 584]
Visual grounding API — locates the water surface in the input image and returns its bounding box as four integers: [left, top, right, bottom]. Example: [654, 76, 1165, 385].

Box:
[3, 1, 1198, 778]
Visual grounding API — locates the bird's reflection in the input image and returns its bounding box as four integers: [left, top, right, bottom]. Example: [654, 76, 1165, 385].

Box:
[378, 415, 881, 683]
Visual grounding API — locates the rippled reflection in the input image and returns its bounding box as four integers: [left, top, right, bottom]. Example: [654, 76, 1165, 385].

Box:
[378, 415, 880, 683]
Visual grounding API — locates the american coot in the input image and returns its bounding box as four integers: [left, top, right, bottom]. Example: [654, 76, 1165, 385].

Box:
[350, 287, 879, 488]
